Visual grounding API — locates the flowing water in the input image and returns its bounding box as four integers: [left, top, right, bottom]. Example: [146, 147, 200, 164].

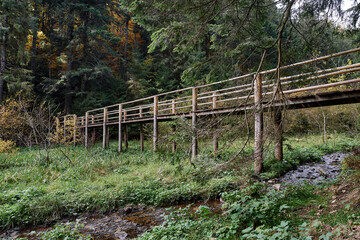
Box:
[278, 152, 351, 185]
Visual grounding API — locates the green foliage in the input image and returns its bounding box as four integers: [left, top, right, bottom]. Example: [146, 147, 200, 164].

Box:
[138, 205, 216, 240]
[138, 184, 333, 239]
[222, 186, 288, 228]
[241, 221, 312, 240]
[38, 219, 91, 240]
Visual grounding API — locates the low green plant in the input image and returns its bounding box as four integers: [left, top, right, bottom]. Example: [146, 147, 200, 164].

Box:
[37, 219, 91, 240]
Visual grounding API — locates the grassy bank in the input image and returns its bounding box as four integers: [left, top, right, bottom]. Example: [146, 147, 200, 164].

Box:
[139, 152, 360, 240]
[0, 133, 359, 231]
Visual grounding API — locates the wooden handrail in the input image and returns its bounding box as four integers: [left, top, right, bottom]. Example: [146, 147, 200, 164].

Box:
[62, 48, 360, 127]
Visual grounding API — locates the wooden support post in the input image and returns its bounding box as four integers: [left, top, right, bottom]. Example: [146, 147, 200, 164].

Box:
[139, 106, 144, 152]
[124, 110, 128, 149]
[106, 127, 110, 147]
[254, 74, 264, 173]
[274, 108, 283, 161]
[80, 117, 84, 143]
[103, 108, 108, 149]
[171, 99, 176, 153]
[91, 116, 95, 145]
[212, 92, 218, 152]
[140, 124, 144, 152]
[192, 87, 198, 159]
[73, 115, 77, 146]
[124, 125, 128, 149]
[153, 96, 159, 151]
[118, 104, 123, 153]
[85, 112, 89, 148]
[139, 106, 143, 118]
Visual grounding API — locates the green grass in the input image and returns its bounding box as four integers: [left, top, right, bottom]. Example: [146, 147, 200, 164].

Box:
[0, 141, 244, 230]
[0, 132, 359, 233]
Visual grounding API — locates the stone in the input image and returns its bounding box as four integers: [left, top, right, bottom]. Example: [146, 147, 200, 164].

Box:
[115, 230, 128, 240]
[273, 184, 281, 191]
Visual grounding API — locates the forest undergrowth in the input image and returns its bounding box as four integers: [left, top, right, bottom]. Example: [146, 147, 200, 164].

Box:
[0, 133, 360, 239]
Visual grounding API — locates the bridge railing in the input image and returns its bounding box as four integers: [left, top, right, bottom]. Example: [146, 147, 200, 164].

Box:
[61, 47, 360, 131]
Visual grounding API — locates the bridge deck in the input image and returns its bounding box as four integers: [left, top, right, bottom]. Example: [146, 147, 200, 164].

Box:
[73, 87, 360, 127]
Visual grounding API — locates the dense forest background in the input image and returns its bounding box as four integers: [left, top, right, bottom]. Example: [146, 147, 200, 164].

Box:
[1, 0, 359, 114]
[2, 0, 360, 147]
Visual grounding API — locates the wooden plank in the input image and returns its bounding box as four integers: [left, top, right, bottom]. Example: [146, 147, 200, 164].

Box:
[103, 108, 108, 149]
[140, 124, 144, 152]
[212, 92, 218, 152]
[124, 125, 128, 149]
[74, 48, 360, 122]
[192, 87, 198, 159]
[85, 112, 89, 148]
[153, 96, 159, 151]
[283, 78, 360, 95]
[254, 74, 263, 173]
[72, 88, 360, 127]
[73, 115, 77, 146]
[172, 99, 176, 153]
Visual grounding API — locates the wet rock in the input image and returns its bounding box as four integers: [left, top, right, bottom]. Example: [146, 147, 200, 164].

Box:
[124, 206, 134, 215]
[279, 152, 352, 185]
[115, 230, 128, 240]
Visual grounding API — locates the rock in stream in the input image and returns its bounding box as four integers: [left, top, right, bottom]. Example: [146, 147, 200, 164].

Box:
[279, 152, 351, 185]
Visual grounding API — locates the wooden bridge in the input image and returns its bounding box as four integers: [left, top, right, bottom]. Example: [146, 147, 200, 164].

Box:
[57, 48, 360, 172]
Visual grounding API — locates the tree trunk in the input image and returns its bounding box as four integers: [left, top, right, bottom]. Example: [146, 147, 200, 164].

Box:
[123, 19, 129, 81]
[321, 109, 327, 143]
[254, 74, 263, 173]
[31, 0, 39, 73]
[81, 16, 89, 92]
[64, 59, 73, 114]
[0, 16, 7, 103]
[64, 24, 74, 114]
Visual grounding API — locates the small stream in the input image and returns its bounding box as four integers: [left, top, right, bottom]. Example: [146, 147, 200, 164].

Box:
[278, 152, 351, 185]
[1, 201, 223, 240]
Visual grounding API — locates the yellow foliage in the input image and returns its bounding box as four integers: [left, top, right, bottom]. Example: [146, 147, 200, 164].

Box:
[0, 139, 17, 153]
[0, 99, 29, 143]
[26, 31, 50, 51]
[50, 115, 82, 145]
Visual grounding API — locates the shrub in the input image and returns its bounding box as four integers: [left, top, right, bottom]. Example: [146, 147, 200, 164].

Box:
[0, 99, 28, 145]
[0, 97, 55, 147]
[0, 139, 16, 153]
